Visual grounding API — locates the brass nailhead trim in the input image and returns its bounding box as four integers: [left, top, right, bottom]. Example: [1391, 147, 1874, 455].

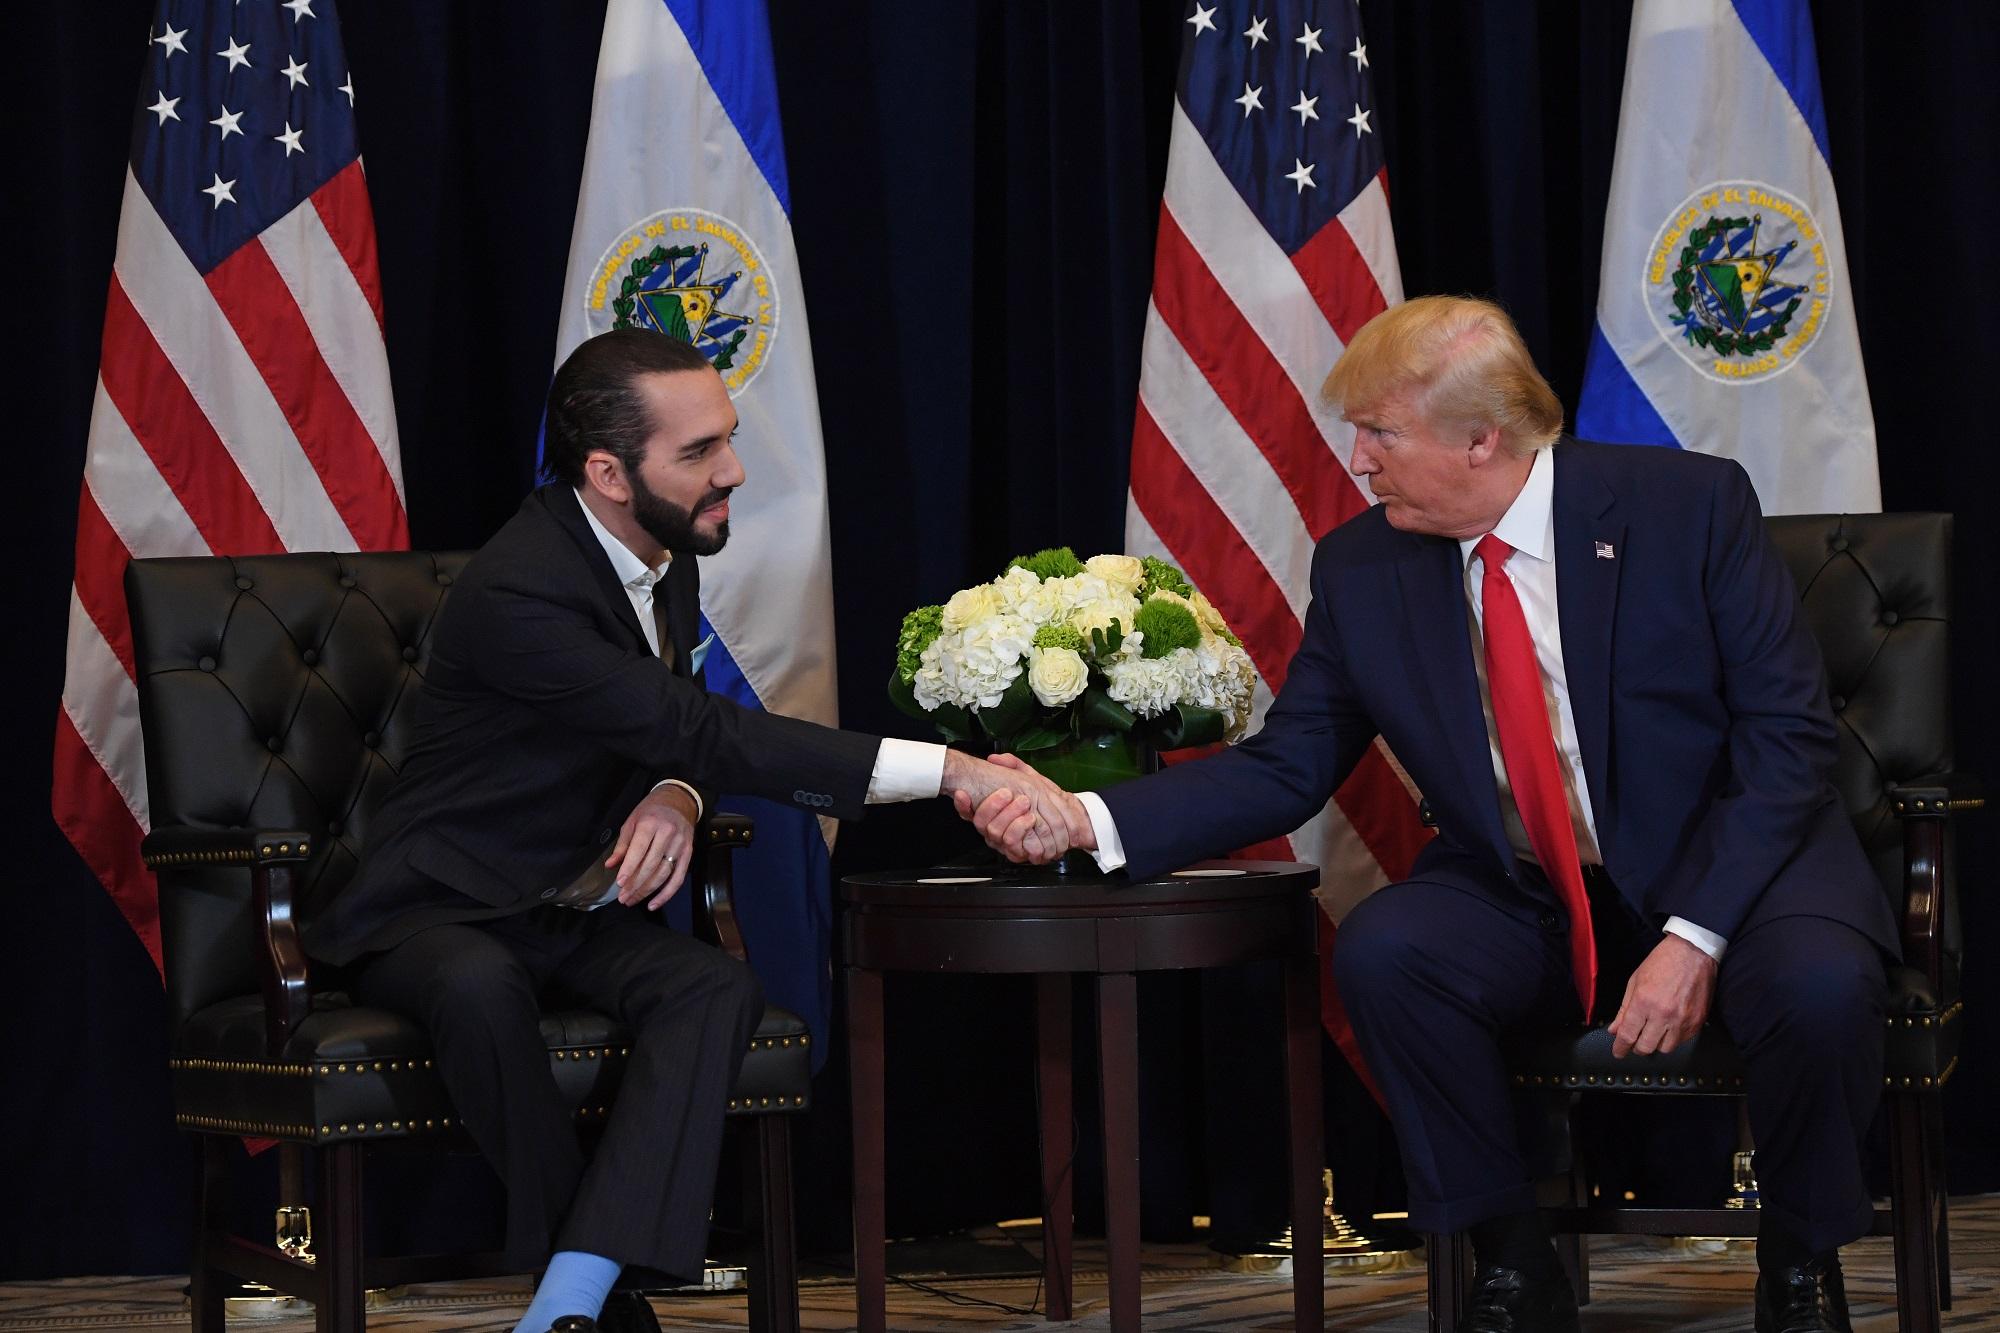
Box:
[176, 1114, 314, 1137]
[170, 1058, 314, 1078]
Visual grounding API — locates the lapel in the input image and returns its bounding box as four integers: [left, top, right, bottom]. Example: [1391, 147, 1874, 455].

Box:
[1550, 441, 1624, 836]
[543, 484, 651, 654]
[1392, 529, 1513, 865]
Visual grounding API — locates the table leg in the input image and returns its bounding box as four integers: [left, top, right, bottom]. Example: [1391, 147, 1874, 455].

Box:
[1283, 951, 1325, 1333]
[848, 967, 886, 1333]
[1096, 971, 1141, 1333]
[1035, 973, 1073, 1321]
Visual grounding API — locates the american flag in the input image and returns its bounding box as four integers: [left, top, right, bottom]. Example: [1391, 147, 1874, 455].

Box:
[53, 0, 406, 968]
[1127, 1, 1431, 1058]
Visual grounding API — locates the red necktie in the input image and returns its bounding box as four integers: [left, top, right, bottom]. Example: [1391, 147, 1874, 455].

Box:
[1475, 535, 1597, 1019]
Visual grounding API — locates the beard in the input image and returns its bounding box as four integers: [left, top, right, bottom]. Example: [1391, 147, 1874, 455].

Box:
[630, 469, 731, 556]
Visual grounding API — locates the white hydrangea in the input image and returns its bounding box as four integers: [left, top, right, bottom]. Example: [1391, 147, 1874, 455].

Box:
[1185, 637, 1258, 738]
[912, 614, 1034, 711]
[1103, 652, 1187, 718]
[1006, 572, 1075, 628]
[1026, 646, 1089, 707]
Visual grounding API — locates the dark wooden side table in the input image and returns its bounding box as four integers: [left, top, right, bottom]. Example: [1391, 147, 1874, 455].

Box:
[842, 861, 1323, 1333]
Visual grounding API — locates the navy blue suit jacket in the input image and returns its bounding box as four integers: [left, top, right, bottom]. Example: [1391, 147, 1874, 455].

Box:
[1102, 440, 1898, 958]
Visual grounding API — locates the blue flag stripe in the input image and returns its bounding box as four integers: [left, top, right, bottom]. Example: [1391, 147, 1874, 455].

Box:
[656, 0, 791, 215]
[1575, 323, 1681, 450]
[1727, 0, 1832, 165]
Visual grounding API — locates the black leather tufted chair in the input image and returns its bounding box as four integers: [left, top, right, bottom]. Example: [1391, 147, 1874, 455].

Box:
[1425, 513, 1978, 1333]
[125, 550, 810, 1333]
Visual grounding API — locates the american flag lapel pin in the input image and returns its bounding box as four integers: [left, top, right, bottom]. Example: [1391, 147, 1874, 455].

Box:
[1595, 541, 1616, 560]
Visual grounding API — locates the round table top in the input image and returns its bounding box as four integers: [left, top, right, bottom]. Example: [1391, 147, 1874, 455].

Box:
[840, 860, 1317, 911]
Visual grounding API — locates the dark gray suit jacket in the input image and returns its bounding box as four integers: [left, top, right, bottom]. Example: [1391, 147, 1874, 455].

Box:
[304, 483, 879, 965]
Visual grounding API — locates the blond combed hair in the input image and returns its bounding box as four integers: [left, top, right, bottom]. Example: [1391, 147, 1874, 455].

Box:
[1322, 296, 1565, 453]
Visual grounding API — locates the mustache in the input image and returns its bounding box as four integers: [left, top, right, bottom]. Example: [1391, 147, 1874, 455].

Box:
[695, 487, 734, 512]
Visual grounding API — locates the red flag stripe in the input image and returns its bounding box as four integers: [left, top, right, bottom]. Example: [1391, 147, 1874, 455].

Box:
[205, 240, 409, 551]
[1150, 211, 1365, 540]
[309, 160, 387, 331]
[1130, 403, 1303, 693]
[73, 484, 137, 680]
[98, 277, 286, 556]
[1334, 747, 1433, 878]
[52, 709, 160, 972]
[1290, 214, 1391, 349]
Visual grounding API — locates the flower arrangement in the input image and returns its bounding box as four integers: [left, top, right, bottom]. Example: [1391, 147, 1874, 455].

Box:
[888, 548, 1258, 790]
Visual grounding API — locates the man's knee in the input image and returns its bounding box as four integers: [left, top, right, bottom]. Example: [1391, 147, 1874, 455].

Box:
[1734, 922, 1884, 1050]
[1332, 888, 1434, 1008]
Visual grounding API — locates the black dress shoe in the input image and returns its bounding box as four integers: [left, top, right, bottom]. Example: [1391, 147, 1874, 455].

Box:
[545, 1318, 595, 1333]
[1464, 1264, 1581, 1333]
[1755, 1255, 1854, 1332]
[597, 1291, 662, 1333]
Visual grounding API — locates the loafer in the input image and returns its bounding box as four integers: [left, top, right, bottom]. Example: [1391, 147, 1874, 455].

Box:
[1755, 1255, 1854, 1332]
[1464, 1263, 1581, 1333]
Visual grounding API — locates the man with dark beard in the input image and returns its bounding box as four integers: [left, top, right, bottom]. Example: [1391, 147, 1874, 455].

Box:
[303, 328, 1074, 1333]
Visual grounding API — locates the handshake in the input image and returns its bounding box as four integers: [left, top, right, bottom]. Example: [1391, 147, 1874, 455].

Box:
[941, 750, 1096, 866]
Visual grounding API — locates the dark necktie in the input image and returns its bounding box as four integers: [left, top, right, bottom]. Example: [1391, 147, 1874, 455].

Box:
[649, 580, 676, 673]
[1475, 534, 1597, 1019]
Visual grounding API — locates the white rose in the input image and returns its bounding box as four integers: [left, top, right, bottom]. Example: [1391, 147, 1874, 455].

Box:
[1069, 594, 1141, 644]
[942, 583, 1004, 633]
[1084, 553, 1145, 596]
[1027, 646, 1089, 707]
[1188, 589, 1232, 638]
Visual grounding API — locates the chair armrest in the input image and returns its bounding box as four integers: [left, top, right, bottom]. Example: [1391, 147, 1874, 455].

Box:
[693, 813, 755, 963]
[1887, 772, 1982, 997]
[142, 826, 314, 1057]
[1888, 773, 1985, 818]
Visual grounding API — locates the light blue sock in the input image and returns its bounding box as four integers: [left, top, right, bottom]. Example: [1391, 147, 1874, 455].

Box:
[513, 1250, 622, 1333]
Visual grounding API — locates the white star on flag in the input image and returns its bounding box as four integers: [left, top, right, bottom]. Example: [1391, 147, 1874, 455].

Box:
[1235, 82, 1264, 116]
[1187, 3, 1217, 36]
[154, 24, 188, 57]
[1285, 158, 1316, 193]
[1292, 91, 1319, 125]
[281, 56, 309, 88]
[1297, 23, 1323, 57]
[1347, 102, 1372, 136]
[282, 0, 316, 20]
[201, 173, 237, 209]
[1349, 38, 1369, 69]
[210, 105, 244, 139]
[1244, 16, 1269, 47]
[275, 122, 305, 156]
[338, 74, 356, 106]
[217, 36, 252, 71]
[147, 92, 181, 125]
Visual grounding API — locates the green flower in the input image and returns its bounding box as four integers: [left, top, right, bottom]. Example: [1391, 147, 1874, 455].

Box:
[895, 604, 944, 683]
[1008, 546, 1086, 580]
[1138, 555, 1193, 600]
[1132, 597, 1201, 659]
[1032, 623, 1087, 653]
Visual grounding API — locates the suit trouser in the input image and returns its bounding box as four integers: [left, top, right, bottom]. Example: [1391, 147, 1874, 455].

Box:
[354, 904, 764, 1281]
[1331, 873, 1887, 1253]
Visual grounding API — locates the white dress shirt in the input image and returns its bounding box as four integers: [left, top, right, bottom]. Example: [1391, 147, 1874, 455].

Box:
[1078, 452, 1725, 961]
[575, 490, 945, 811]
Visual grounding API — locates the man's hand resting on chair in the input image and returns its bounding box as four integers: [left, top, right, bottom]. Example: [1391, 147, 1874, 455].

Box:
[1607, 933, 1717, 1057]
[611, 784, 699, 910]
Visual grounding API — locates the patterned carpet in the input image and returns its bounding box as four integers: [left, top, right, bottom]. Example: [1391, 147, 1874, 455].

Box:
[2, 1198, 1993, 1330]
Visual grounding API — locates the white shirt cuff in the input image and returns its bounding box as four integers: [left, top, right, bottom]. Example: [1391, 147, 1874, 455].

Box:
[867, 738, 948, 803]
[649, 778, 704, 822]
[1663, 915, 1727, 962]
[1075, 791, 1128, 873]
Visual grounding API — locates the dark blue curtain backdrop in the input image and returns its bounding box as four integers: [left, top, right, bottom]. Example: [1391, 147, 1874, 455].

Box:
[6, 0, 1996, 1279]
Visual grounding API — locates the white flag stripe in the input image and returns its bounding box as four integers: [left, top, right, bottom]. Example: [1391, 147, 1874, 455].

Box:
[112, 171, 357, 553]
[83, 381, 210, 560]
[1161, 101, 1357, 470]
[258, 197, 406, 504]
[1139, 306, 1316, 623]
[1336, 175, 1405, 308]
[61, 592, 151, 830]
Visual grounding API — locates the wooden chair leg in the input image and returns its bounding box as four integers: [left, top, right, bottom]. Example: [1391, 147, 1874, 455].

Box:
[1096, 972, 1142, 1333]
[189, 1137, 228, 1333]
[314, 1143, 365, 1333]
[1034, 973, 1074, 1322]
[743, 1115, 800, 1333]
[847, 967, 887, 1333]
[1886, 1094, 1941, 1333]
[1426, 1231, 1469, 1333]
[1924, 1091, 1951, 1310]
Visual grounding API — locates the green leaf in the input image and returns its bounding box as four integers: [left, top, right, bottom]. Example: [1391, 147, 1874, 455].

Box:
[1009, 725, 1072, 755]
[1025, 732, 1151, 793]
[1077, 686, 1137, 734]
[976, 671, 1037, 745]
[1147, 705, 1226, 751]
[886, 668, 974, 743]
[885, 667, 928, 722]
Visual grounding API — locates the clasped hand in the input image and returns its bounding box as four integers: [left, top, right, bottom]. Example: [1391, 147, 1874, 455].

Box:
[943, 751, 1095, 865]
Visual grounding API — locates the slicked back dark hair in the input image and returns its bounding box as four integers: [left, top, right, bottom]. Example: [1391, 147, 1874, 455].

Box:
[541, 328, 715, 487]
